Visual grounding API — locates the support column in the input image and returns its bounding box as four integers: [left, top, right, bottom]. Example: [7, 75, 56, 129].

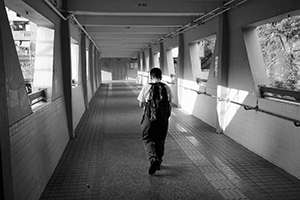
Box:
[137, 53, 142, 84]
[80, 32, 88, 109]
[93, 46, 98, 89]
[142, 51, 146, 72]
[137, 53, 141, 71]
[98, 51, 102, 86]
[177, 33, 185, 80]
[175, 33, 185, 108]
[0, 1, 16, 198]
[61, 18, 74, 138]
[159, 42, 167, 76]
[216, 13, 229, 134]
[89, 41, 94, 95]
[149, 48, 154, 69]
[61, 0, 74, 138]
[0, 2, 32, 125]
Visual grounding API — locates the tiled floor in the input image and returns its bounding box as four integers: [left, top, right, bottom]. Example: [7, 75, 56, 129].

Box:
[40, 81, 300, 200]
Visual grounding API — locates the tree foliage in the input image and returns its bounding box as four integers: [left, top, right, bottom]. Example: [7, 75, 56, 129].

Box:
[257, 15, 300, 91]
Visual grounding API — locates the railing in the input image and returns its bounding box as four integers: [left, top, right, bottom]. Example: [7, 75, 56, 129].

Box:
[137, 74, 300, 127]
[259, 85, 300, 103]
[182, 84, 300, 127]
[189, 84, 300, 127]
[28, 89, 46, 105]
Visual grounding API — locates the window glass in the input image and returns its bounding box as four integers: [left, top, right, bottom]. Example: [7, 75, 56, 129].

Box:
[172, 47, 178, 75]
[154, 52, 160, 68]
[189, 35, 216, 85]
[199, 37, 216, 72]
[86, 49, 89, 79]
[6, 7, 37, 94]
[257, 15, 300, 91]
[70, 38, 79, 87]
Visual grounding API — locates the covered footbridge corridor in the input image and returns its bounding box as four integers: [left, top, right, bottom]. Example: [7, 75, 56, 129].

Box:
[1, 0, 300, 199]
[42, 81, 300, 200]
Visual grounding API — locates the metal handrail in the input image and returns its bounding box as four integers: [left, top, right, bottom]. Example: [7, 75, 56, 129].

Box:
[175, 83, 300, 127]
[179, 83, 300, 127]
[28, 89, 46, 105]
[260, 86, 300, 103]
[137, 74, 300, 127]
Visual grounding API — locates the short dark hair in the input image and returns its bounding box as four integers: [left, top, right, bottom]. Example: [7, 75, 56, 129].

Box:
[150, 68, 162, 79]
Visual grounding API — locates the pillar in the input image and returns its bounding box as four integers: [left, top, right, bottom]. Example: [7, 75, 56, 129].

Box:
[216, 13, 229, 134]
[80, 32, 89, 109]
[149, 47, 154, 69]
[137, 53, 141, 71]
[0, 0, 31, 198]
[98, 51, 102, 86]
[159, 42, 167, 76]
[177, 33, 184, 79]
[89, 41, 94, 94]
[61, 1, 74, 138]
[94, 46, 98, 89]
[142, 51, 146, 72]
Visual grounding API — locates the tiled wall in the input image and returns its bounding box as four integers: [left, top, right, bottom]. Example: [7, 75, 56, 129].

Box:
[220, 0, 300, 179]
[72, 85, 86, 132]
[177, 78, 217, 129]
[9, 98, 69, 200]
[173, 0, 300, 180]
[87, 78, 93, 102]
[225, 98, 300, 179]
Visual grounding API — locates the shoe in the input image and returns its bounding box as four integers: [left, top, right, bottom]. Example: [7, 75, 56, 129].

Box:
[156, 161, 161, 170]
[148, 159, 159, 175]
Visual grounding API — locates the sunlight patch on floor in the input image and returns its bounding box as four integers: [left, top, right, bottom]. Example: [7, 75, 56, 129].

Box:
[175, 123, 187, 132]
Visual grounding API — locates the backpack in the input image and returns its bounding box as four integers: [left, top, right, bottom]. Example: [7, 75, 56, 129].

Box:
[146, 82, 171, 121]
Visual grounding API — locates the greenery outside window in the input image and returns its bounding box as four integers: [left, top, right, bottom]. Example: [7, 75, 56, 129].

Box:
[257, 15, 300, 92]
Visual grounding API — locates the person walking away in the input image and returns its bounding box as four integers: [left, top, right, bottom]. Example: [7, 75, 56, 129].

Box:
[137, 68, 173, 175]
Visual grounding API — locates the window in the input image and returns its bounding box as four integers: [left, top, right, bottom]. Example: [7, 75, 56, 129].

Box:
[166, 47, 178, 76]
[7, 7, 55, 105]
[199, 37, 215, 72]
[154, 52, 160, 68]
[6, 7, 37, 94]
[256, 15, 300, 92]
[86, 49, 89, 79]
[189, 35, 216, 85]
[172, 47, 178, 75]
[129, 58, 138, 69]
[70, 38, 79, 87]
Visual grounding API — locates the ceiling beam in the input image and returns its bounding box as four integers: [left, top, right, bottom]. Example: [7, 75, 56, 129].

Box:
[100, 49, 142, 53]
[90, 33, 162, 39]
[100, 52, 135, 58]
[100, 48, 139, 52]
[99, 44, 146, 49]
[95, 40, 153, 45]
[68, 0, 222, 16]
[94, 39, 154, 45]
[75, 15, 197, 27]
[84, 27, 176, 34]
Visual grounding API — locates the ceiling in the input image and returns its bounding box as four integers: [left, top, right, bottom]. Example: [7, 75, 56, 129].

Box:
[69, 0, 226, 58]
[4, 0, 241, 59]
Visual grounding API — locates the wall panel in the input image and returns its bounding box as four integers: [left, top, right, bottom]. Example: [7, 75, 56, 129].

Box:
[9, 98, 69, 200]
[218, 0, 300, 178]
